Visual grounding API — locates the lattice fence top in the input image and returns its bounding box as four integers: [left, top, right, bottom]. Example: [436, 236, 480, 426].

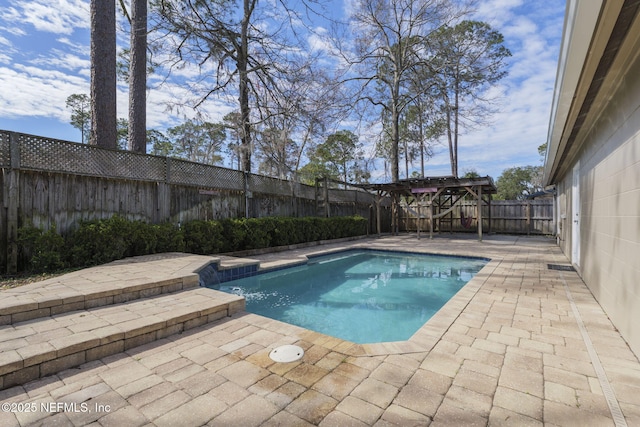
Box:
[1, 130, 378, 203]
[328, 188, 375, 204]
[168, 158, 244, 191]
[249, 174, 294, 197]
[0, 132, 9, 167]
[296, 183, 316, 200]
[10, 132, 167, 181]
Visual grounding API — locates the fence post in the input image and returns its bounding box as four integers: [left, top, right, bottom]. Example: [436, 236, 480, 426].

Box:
[526, 200, 531, 236]
[243, 171, 250, 218]
[324, 176, 329, 218]
[291, 180, 297, 217]
[6, 132, 20, 274]
[155, 157, 171, 222]
[353, 189, 356, 215]
[487, 194, 492, 234]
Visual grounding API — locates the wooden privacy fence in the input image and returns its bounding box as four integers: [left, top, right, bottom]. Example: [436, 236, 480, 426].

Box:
[0, 131, 390, 273]
[400, 199, 554, 235]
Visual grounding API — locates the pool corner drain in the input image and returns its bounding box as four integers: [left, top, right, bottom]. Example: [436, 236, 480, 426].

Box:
[269, 345, 304, 363]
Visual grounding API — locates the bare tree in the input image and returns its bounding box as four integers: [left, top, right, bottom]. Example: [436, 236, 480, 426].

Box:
[223, 112, 243, 169]
[153, 0, 320, 173]
[90, 0, 117, 149]
[344, 0, 461, 182]
[289, 69, 348, 176]
[256, 127, 299, 179]
[254, 66, 340, 180]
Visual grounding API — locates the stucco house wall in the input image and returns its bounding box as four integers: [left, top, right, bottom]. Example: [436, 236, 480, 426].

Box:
[545, 0, 640, 357]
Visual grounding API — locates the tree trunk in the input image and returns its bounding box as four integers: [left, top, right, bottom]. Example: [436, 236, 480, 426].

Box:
[446, 105, 454, 176]
[404, 137, 409, 179]
[391, 104, 400, 183]
[453, 74, 460, 177]
[391, 72, 401, 183]
[239, 0, 253, 172]
[90, 0, 117, 149]
[419, 110, 425, 177]
[129, 0, 147, 153]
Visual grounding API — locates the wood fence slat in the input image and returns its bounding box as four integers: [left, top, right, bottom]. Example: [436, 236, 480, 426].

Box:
[399, 199, 554, 235]
[1, 131, 392, 272]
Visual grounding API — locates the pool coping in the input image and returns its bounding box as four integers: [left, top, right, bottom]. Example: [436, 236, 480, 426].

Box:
[208, 242, 501, 357]
[5, 234, 638, 426]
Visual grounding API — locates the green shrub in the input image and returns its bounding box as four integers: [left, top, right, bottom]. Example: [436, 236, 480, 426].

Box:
[257, 217, 279, 245]
[17, 226, 41, 271]
[154, 222, 185, 253]
[244, 218, 271, 249]
[67, 216, 132, 267]
[285, 217, 306, 245]
[127, 220, 158, 257]
[13, 215, 368, 273]
[182, 220, 223, 254]
[299, 217, 323, 241]
[332, 216, 353, 237]
[17, 224, 66, 272]
[220, 218, 247, 252]
[257, 217, 301, 247]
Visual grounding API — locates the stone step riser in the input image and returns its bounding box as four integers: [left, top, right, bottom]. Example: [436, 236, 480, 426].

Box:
[0, 289, 244, 390]
[0, 275, 200, 326]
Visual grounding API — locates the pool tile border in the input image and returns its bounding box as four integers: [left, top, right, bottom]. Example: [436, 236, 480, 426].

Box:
[205, 243, 501, 357]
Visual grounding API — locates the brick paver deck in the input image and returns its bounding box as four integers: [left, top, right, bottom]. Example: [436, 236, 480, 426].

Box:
[1, 234, 639, 426]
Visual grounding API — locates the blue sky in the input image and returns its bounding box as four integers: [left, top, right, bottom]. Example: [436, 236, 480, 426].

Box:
[0, 0, 566, 180]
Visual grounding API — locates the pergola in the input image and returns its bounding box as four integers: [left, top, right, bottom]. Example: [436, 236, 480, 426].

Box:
[358, 176, 498, 241]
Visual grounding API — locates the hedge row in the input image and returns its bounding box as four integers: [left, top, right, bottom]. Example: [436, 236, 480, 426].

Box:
[17, 215, 368, 273]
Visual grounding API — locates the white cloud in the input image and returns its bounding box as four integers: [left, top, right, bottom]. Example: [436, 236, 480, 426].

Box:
[56, 36, 89, 55]
[473, 0, 523, 28]
[145, 83, 234, 130]
[0, 65, 87, 120]
[29, 49, 90, 72]
[440, 0, 566, 178]
[308, 26, 332, 54]
[5, 0, 90, 35]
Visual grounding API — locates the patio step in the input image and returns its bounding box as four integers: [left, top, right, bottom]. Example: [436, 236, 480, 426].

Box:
[0, 288, 244, 390]
[0, 254, 216, 326]
[0, 275, 200, 326]
[0, 254, 261, 326]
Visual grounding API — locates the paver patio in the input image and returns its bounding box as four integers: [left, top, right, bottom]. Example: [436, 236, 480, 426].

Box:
[1, 234, 639, 426]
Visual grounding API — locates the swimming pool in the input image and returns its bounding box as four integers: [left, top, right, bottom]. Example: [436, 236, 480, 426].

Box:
[215, 250, 487, 344]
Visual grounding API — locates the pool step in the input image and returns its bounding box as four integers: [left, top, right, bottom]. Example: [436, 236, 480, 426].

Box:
[0, 253, 218, 326]
[0, 288, 244, 390]
[0, 275, 199, 326]
[0, 253, 252, 391]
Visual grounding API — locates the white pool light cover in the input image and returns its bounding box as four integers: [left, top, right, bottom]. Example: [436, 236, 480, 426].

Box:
[269, 345, 304, 362]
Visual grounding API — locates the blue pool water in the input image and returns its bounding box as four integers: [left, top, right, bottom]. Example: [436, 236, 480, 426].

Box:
[216, 250, 487, 344]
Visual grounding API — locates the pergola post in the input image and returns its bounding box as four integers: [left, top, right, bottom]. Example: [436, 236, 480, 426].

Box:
[417, 194, 421, 240]
[392, 193, 399, 235]
[429, 193, 434, 239]
[376, 191, 382, 237]
[477, 185, 483, 242]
